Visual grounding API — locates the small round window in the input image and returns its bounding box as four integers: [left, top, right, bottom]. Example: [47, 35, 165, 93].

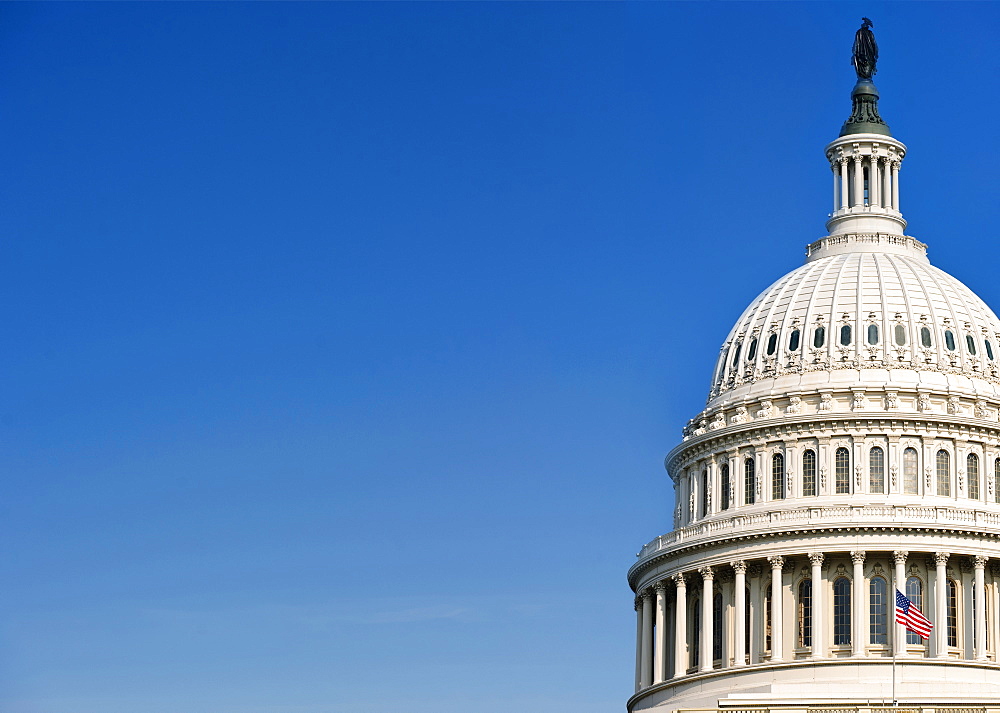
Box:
[967, 335, 977, 355]
[895, 324, 906, 346]
[945, 330, 956, 351]
[766, 333, 778, 356]
[789, 329, 800, 352]
[921, 327, 932, 348]
[813, 326, 825, 348]
[867, 324, 879, 345]
[840, 324, 852, 346]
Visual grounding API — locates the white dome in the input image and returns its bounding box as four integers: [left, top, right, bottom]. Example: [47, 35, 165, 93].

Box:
[708, 235, 1000, 407]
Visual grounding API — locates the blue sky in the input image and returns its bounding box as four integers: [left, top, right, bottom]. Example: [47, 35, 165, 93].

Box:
[1, 3, 999, 712]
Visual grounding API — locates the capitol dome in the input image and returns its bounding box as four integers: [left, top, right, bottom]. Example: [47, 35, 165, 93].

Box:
[627, 20, 1000, 713]
[708, 237, 1000, 411]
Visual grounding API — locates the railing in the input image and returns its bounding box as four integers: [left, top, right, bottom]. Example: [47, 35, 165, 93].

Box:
[636, 504, 1000, 561]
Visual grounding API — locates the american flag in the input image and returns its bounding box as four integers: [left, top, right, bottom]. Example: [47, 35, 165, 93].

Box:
[895, 589, 933, 639]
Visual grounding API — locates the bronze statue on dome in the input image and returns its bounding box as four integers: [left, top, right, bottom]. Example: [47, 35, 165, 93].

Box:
[852, 17, 878, 79]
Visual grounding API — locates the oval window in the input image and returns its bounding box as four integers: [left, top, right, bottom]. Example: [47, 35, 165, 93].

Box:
[921, 327, 932, 348]
[766, 333, 778, 356]
[840, 324, 852, 346]
[868, 324, 879, 345]
[747, 338, 758, 360]
[987, 340, 994, 360]
[895, 324, 906, 346]
[945, 330, 956, 351]
[789, 329, 800, 352]
[814, 326, 826, 348]
[967, 335, 977, 355]
[732, 343, 742, 366]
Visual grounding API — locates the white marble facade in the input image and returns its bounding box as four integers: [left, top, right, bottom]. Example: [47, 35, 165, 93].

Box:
[628, 40, 1000, 713]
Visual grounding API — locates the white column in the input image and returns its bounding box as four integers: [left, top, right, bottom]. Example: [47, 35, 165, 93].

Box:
[839, 159, 849, 210]
[768, 555, 784, 661]
[733, 560, 747, 667]
[852, 156, 863, 208]
[852, 551, 866, 656]
[975, 556, 988, 660]
[891, 160, 900, 212]
[883, 157, 893, 210]
[832, 164, 839, 213]
[870, 154, 880, 208]
[810, 552, 825, 658]
[701, 567, 714, 671]
[673, 573, 687, 678]
[749, 565, 762, 663]
[640, 589, 653, 688]
[894, 551, 908, 657]
[936, 552, 950, 658]
[654, 582, 668, 682]
[634, 597, 643, 692]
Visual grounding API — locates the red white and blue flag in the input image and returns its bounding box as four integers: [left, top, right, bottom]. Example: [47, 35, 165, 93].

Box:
[895, 589, 933, 639]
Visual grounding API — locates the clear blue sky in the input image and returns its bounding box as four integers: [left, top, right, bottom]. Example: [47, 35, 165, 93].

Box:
[1, 3, 999, 712]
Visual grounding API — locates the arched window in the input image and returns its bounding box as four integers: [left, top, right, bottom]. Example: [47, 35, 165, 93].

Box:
[789, 329, 800, 352]
[798, 579, 812, 648]
[713, 592, 723, 661]
[987, 340, 995, 361]
[747, 338, 758, 361]
[840, 324, 852, 346]
[766, 333, 778, 356]
[937, 450, 951, 496]
[720, 464, 730, 510]
[906, 577, 924, 645]
[995, 458, 1000, 504]
[701, 469, 709, 516]
[870, 575, 888, 644]
[895, 324, 906, 346]
[969, 453, 981, 500]
[903, 447, 919, 494]
[835, 447, 850, 494]
[744, 457, 756, 505]
[772, 453, 785, 500]
[921, 326, 932, 348]
[690, 597, 701, 668]
[764, 584, 772, 653]
[868, 324, 879, 345]
[947, 579, 958, 648]
[834, 576, 852, 645]
[945, 330, 956, 351]
[814, 326, 826, 348]
[803, 449, 817, 496]
[732, 342, 742, 366]
[967, 334, 978, 355]
[869, 446, 885, 494]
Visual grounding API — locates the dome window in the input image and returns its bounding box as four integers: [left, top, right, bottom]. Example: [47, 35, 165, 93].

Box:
[895, 324, 906, 346]
[921, 327, 932, 347]
[840, 325, 852, 346]
[966, 335, 977, 355]
[987, 340, 995, 360]
[867, 324, 879, 345]
[789, 329, 801, 352]
[813, 327, 826, 348]
[766, 333, 778, 356]
[944, 330, 956, 351]
[732, 342, 742, 366]
[747, 338, 758, 361]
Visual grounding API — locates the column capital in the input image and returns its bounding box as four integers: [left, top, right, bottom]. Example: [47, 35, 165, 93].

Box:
[654, 580, 668, 594]
[731, 559, 747, 574]
[671, 571, 687, 588]
[699, 566, 715, 581]
[634, 596, 642, 611]
[974, 555, 988, 570]
[851, 550, 866, 565]
[893, 550, 909, 566]
[747, 563, 763, 578]
[934, 551, 950, 567]
[640, 587, 654, 600]
[808, 552, 825, 567]
[767, 554, 784, 570]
